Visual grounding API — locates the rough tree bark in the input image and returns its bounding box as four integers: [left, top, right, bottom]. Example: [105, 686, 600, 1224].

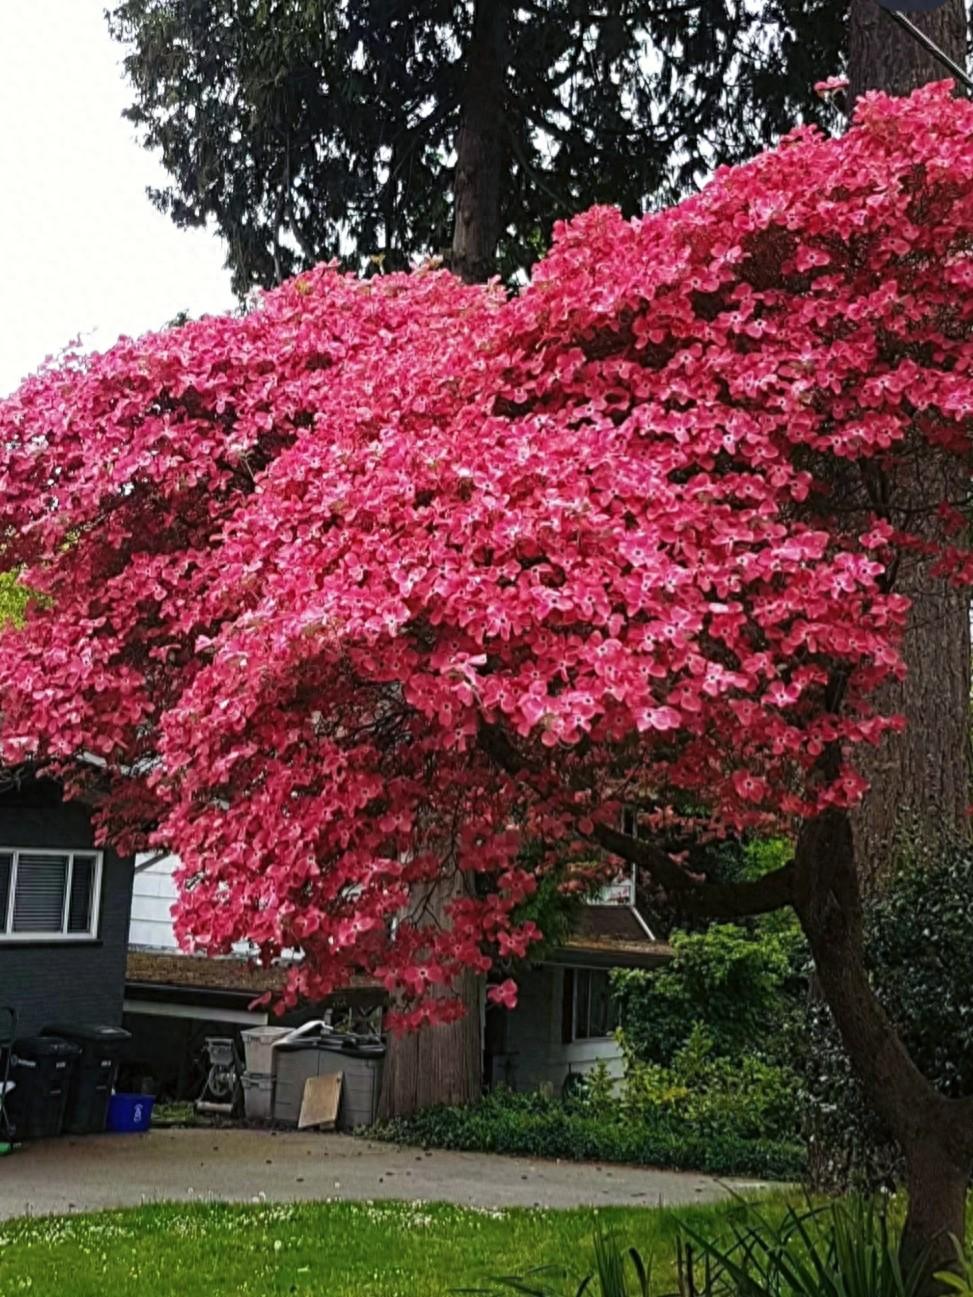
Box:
[848, 0, 972, 885]
[450, 0, 508, 284]
[378, 0, 511, 1119]
[845, 2, 972, 1282]
[848, 0, 967, 107]
[794, 807, 973, 1286]
[377, 871, 483, 1121]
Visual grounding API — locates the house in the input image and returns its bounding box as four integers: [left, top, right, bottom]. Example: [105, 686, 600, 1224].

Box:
[0, 772, 135, 1036]
[124, 854, 383, 1096]
[126, 853, 670, 1101]
[484, 877, 671, 1095]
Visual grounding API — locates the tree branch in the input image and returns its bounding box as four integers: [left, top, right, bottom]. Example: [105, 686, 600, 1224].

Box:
[593, 823, 796, 918]
[477, 721, 796, 919]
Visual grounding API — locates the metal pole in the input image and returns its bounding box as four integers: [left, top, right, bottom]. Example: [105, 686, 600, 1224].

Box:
[880, 6, 973, 92]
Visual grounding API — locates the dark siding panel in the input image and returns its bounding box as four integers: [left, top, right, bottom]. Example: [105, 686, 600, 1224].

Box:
[0, 793, 134, 1037]
[561, 968, 574, 1044]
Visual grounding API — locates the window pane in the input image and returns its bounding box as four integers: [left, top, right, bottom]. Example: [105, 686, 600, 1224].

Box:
[574, 969, 591, 1040]
[68, 855, 96, 934]
[0, 854, 11, 932]
[12, 853, 68, 933]
[590, 971, 611, 1037]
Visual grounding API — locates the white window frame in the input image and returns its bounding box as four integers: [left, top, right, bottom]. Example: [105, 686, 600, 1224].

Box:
[0, 848, 103, 942]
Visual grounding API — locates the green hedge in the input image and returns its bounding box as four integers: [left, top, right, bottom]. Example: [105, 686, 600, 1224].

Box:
[368, 1090, 804, 1181]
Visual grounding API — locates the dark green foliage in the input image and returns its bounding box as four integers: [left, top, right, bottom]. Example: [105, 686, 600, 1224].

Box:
[805, 831, 973, 1191]
[613, 921, 800, 1066]
[106, 0, 844, 293]
[369, 1086, 805, 1180]
[506, 843, 585, 966]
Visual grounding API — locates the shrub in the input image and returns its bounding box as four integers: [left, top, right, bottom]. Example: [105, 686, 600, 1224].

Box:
[613, 923, 794, 1065]
[611, 844, 806, 1157]
[615, 839, 804, 1068]
[370, 1086, 805, 1181]
[622, 1026, 800, 1145]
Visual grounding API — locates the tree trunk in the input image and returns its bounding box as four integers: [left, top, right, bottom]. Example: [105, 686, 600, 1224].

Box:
[848, 0, 966, 107]
[901, 1141, 969, 1288]
[794, 808, 973, 1294]
[381, 0, 503, 1119]
[850, 471, 972, 889]
[847, 0, 972, 889]
[842, 8, 972, 1273]
[377, 871, 483, 1121]
[380, 0, 507, 1118]
[450, 0, 507, 284]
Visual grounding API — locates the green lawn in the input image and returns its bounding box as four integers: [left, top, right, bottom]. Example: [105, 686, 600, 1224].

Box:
[0, 1197, 762, 1297]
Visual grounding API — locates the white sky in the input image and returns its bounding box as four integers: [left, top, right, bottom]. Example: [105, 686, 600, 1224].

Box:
[0, 1, 236, 397]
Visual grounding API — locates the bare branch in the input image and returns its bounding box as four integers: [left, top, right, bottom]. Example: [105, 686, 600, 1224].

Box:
[594, 823, 796, 918]
[477, 721, 795, 919]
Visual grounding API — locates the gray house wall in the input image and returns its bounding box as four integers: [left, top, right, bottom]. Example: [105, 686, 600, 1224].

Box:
[487, 964, 624, 1094]
[0, 779, 134, 1037]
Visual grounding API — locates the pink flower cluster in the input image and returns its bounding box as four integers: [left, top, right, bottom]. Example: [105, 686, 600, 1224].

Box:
[1, 84, 971, 1022]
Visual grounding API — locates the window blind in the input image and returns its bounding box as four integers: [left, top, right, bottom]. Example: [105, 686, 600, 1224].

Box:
[12, 853, 69, 933]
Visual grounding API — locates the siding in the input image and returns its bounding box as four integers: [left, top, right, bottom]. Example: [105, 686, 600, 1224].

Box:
[490, 964, 623, 1094]
[129, 853, 284, 959]
[0, 781, 134, 1036]
[130, 853, 180, 950]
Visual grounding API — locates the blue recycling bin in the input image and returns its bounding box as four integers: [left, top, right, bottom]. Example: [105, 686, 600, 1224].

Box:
[107, 1092, 155, 1133]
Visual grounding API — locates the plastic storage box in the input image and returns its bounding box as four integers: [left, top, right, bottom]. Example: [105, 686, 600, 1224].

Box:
[107, 1092, 155, 1133]
[273, 1033, 385, 1130]
[241, 1026, 291, 1076]
[241, 1071, 274, 1121]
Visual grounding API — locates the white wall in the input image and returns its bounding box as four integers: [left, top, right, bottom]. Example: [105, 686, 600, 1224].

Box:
[490, 964, 624, 1094]
[129, 854, 291, 961]
[129, 853, 181, 950]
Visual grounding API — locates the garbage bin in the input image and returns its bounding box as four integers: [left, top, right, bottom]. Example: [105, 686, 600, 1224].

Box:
[5, 1036, 81, 1139]
[241, 1026, 291, 1076]
[274, 1032, 385, 1130]
[107, 1092, 156, 1133]
[42, 1023, 131, 1134]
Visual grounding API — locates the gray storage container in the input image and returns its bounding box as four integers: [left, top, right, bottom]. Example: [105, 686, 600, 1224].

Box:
[241, 1071, 274, 1121]
[240, 1027, 291, 1076]
[273, 1034, 385, 1130]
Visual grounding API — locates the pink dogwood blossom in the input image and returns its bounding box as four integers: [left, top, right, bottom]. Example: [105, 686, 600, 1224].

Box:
[1, 84, 972, 1022]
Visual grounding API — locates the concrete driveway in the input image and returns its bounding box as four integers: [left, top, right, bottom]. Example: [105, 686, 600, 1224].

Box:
[0, 1128, 767, 1220]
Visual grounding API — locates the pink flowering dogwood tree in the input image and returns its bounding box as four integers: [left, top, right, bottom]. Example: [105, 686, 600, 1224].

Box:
[1, 83, 973, 1268]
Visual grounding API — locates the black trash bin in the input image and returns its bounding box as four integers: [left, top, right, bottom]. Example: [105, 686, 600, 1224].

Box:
[42, 1023, 131, 1134]
[5, 1036, 81, 1139]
